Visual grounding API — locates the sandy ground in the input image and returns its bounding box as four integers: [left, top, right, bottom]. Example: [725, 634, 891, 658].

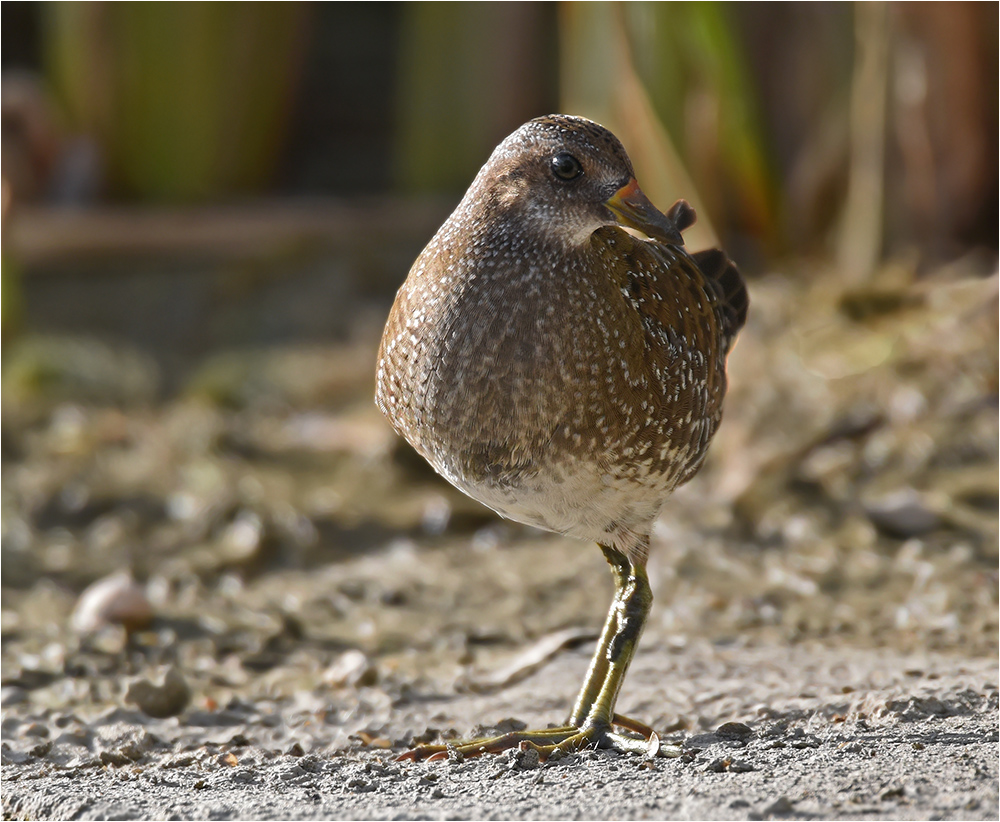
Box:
[3, 264, 997, 819]
[2, 640, 997, 820]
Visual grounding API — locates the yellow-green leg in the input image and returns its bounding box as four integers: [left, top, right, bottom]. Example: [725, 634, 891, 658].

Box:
[566, 544, 629, 726]
[560, 543, 656, 755]
[396, 543, 657, 762]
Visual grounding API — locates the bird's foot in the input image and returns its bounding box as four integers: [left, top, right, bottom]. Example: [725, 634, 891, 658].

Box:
[395, 714, 658, 763]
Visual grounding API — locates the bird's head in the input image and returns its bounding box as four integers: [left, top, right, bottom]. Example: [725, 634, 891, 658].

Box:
[467, 114, 688, 249]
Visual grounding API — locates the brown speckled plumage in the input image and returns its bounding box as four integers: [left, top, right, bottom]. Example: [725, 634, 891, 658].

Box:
[376, 114, 746, 563]
[378, 114, 747, 761]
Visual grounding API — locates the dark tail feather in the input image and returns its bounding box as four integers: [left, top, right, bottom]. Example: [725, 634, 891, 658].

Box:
[693, 248, 748, 351]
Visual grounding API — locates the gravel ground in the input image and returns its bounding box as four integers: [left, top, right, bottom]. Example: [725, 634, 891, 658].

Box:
[3, 262, 997, 819]
[2, 644, 997, 820]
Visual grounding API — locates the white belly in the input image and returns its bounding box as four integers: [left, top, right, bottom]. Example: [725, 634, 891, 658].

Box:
[435, 453, 670, 556]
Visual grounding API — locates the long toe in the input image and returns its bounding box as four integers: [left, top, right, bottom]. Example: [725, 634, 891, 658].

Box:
[519, 725, 658, 762]
[395, 726, 579, 762]
[395, 722, 658, 763]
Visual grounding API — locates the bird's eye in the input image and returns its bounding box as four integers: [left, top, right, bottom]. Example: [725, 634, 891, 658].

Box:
[551, 153, 583, 181]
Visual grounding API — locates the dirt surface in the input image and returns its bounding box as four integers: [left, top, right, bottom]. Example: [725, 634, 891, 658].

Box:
[2, 260, 998, 819]
[2, 645, 997, 821]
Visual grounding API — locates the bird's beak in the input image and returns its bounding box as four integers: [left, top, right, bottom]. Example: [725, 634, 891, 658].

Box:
[604, 178, 683, 245]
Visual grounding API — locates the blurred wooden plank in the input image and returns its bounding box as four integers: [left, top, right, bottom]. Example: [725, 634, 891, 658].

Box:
[7, 198, 451, 268]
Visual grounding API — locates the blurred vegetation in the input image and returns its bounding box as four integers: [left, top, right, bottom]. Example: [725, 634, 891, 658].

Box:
[1, 1, 994, 263]
[43, 2, 308, 202]
[559, 2, 777, 255]
[394, 3, 557, 194]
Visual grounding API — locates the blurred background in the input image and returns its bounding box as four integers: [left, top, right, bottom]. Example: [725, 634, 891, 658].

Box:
[3, 3, 997, 356]
[1, 2, 997, 728]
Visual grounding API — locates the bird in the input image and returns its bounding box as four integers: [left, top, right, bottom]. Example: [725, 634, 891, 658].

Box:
[376, 114, 747, 762]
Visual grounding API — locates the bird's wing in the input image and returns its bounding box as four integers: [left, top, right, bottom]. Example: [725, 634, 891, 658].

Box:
[688, 248, 748, 355]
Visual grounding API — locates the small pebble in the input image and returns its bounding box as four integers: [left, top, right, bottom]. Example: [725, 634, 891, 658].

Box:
[29, 740, 53, 758]
[100, 749, 132, 767]
[716, 721, 753, 740]
[323, 650, 377, 689]
[864, 490, 941, 539]
[117, 741, 147, 762]
[125, 666, 191, 718]
[161, 755, 196, 769]
[517, 747, 540, 769]
[763, 796, 795, 815]
[1, 687, 27, 706]
[71, 572, 153, 634]
[19, 723, 49, 739]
